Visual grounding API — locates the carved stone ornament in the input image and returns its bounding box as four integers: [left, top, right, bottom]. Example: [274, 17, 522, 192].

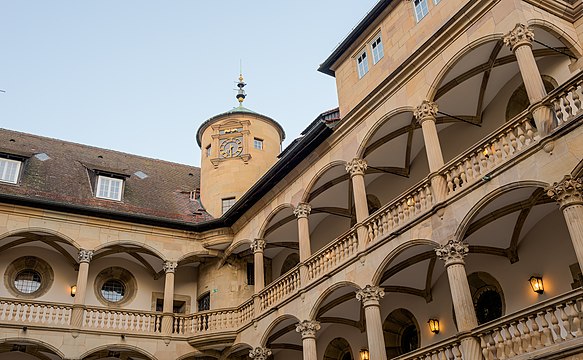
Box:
[296, 320, 321, 338]
[249, 347, 272, 360]
[163, 261, 178, 273]
[546, 175, 583, 208]
[356, 285, 385, 305]
[293, 203, 312, 218]
[503, 23, 534, 51]
[346, 158, 368, 176]
[78, 249, 93, 263]
[251, 238, 266, 253]
[435, 240, 469, 266]
[414, 100, 438, 123]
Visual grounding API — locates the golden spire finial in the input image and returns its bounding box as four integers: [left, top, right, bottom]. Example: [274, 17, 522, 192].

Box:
[236, 61, 247, 106]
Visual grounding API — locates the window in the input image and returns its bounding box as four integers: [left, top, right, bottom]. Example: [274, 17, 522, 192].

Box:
[434, 0, 441, 3]
[0, 158, 21, 184]
[414, 0, 429, 22]
[222, 197, 236, 214]
[253, 138, 263, 150]
[96, 175, 123, 201]
[101, 279, 125, 302]
[356, 50, 369, 79]
[371, 35, 384, 64]
[14, 270, 42, 294]
[198, 292, 210, 311]
[205, 145, 211, 157]
[247, 262, 254, 285]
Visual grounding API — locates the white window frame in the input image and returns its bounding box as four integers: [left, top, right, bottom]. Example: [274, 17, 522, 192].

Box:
[96, 175, 123, 201]
[370, 35, 384, 65]
[356, 49, 369, 79]
[414, 0, 429, 22]
[434, 0, 441, 4]
[222, 197, 236, 214]
[0, 158, 22, 184]
[253, 138, 263, 150]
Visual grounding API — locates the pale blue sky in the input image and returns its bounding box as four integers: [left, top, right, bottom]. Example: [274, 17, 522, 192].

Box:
[0, 1, 378, 166]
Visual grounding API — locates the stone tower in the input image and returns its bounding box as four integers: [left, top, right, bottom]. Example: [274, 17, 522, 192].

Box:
[196, 74, 285, 218]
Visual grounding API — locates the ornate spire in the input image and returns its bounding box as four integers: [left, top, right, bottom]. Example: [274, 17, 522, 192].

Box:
[236, 72, 247, 106]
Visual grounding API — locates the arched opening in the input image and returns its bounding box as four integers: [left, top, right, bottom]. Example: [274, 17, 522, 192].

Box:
[505, 76, 557, 121]
[262, 315, 302, 360]
[324, 337, 353, 360]
[383, 309, 420, 358]
[468, 272, 505, 325]
[0, 339, 64, 360]
[81, 345, 157, 360]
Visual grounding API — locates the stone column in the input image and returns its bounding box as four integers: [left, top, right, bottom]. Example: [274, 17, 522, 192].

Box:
[356, 285, 388, 360]
[294, 203, 312, 262]
[346, 158, 370, 222]
[435, 240, 481, 358]
[249, 347, 272, 360]
[296, 320, 320, 360]
[504, 23, 552, 135]
[547, 176, 583, 269]
[414, 100, 448, 203]
[251, 239, 266, 292]
[161, 261, 177, 335]
[71, 249, 93, 329]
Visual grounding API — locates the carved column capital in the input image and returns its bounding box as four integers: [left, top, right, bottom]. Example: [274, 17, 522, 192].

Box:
[503, 23, 534, 51]
[356, 285, 385, 307]
[345, 158, 368, 177]
[163, 261, 178, 273]
[435, 240, 469, 266]
[414, 100, 438, 124]
[296, 320, 321, 339]
[249, 347, 272, 360]
[78, 249, 93, 263]
[547, 175, 583, 208]
[294, 203, 312, 218]
[251, 238, 266, 253]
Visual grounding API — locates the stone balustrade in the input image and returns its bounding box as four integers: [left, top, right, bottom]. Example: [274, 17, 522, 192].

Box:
[0, 298, 71, 327]
[305, 228, 359, 281]
[475, 288, 583, 359]
[83, 306, 162, 334]
[551, 77, 583, 126]
[259, 265, 301, 311]
[175, 298, 255, 335]
[363, 179, 433, 244]
[394, 336, 463, 360]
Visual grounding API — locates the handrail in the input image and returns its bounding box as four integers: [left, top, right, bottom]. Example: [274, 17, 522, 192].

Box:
[393, 335, 462, 360]
[0, 298, 72, 327]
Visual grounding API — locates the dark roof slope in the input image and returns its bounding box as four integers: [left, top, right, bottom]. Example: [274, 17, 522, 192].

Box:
[0, 128, 212, 224]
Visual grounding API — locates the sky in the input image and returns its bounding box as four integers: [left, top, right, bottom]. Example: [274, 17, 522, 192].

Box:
[0, 1, 379, 166]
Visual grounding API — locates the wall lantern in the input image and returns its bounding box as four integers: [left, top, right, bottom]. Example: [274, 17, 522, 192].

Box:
[70, 285, 77, 297]
[359, 348, 370, 360]
[428, 318, 440, 334]
[529, 276, 544, 294]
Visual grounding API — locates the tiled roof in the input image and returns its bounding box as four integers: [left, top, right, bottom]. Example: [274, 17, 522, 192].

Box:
[0, 128, 213, 224]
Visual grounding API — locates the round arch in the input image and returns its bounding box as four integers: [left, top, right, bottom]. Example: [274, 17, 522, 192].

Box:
[0, 227, 81, 250]
[93, 240, 167, 261]
[527, 19, 583, 58]
[371, 239, 440, 286]
[0, 337, 66, 359]
[178, 249, 221, 264]
[323, 337, 353, 360]
[80, 344, 158, 360]
[260, 313, 302, 347]
[309, 280, 362, 320]
[257, 203, 296, 240]
[301, 160, 349, 203]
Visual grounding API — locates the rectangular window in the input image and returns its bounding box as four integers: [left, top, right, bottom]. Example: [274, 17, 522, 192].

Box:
[205, 145, 211, 157]
[253, 138, 263, 150]
[96, 175, 123, 201]
[356, 50, 369, 79]
[414, 0, 429, 22]
[371, 35, 384, 65]
[247, 262, 255, 285]
[222, 197, 236, 214]
[0, 158, 21, 184]
[198, 292, 210, 311]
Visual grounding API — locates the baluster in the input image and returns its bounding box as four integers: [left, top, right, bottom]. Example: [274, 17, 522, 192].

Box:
[501, 133, 511, 158]
[425, 186, 433, 207]
[510, 321, 524, 354]
[558, 303, 573, 340]
[539, 310, 553, 346]
[562, 94, 573, 118]
[464, 158, 474, 181]
[571, 298, 583, 337]
[524, 121, 535, 144]
[452, 344, 462, 360]
[446, 170, 454, 193]
[458, 162, 467, 187]
[519, 317, 533, 353]
[548, 307, 562, 343]
[571, 86, 581, 113]
[529, 313, 542, 350]
[553, 99, 564, 125]
[480, 334, 490, 360]
[516, 124, 526, 149]
[493, 328, 507, 359]
[502, 324, 516, 356]
[373, 221, 379, 240]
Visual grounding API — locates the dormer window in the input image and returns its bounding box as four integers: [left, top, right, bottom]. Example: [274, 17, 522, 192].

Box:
[96, 175, 123, 201]
[0, 158, 22, 184]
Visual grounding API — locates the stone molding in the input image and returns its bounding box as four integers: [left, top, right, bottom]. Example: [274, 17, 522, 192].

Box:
[356, 285, 385, 306]
[294, 203, 312, 218]
[251, 238, 266, 253]
[163, 261, 178, 274]
[414, 100, 438, 124]
[249, 347, 272, 359]
[435, 240, 469, 266]
[547, 175, 583, 208]
[346, 158, 368, 177]
[78, 249, 93, 263]
[296, 320, 321, 339]
[503, 23, 534, 51]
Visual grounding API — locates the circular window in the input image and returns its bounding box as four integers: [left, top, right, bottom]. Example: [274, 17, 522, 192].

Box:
[101, 279, 125, 302]
[4, 256, 54, 299]
[14, 269, 42, 294]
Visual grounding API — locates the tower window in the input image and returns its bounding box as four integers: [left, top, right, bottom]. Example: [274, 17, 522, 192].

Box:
[205, 145, 211, 157]
[96, 175, 123, 201]
[0, 158, 22, 184]
[356, 50, 369, 79]
[253, 138, 264, 150]
[371, 35, 384, 64]
[414, 0, 429, 22]
[222, 197, 236, 214]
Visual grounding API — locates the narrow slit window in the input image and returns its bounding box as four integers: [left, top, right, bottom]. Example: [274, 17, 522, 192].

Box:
[371, 36, 384, 64]
[357, 50, 369, 79]
[205, 145, 211, 157]
[0, 158, 22, 184]
[96, 175, 123, 201]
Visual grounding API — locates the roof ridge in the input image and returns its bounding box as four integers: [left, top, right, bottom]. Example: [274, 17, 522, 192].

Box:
[1, 127, 200, 170]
